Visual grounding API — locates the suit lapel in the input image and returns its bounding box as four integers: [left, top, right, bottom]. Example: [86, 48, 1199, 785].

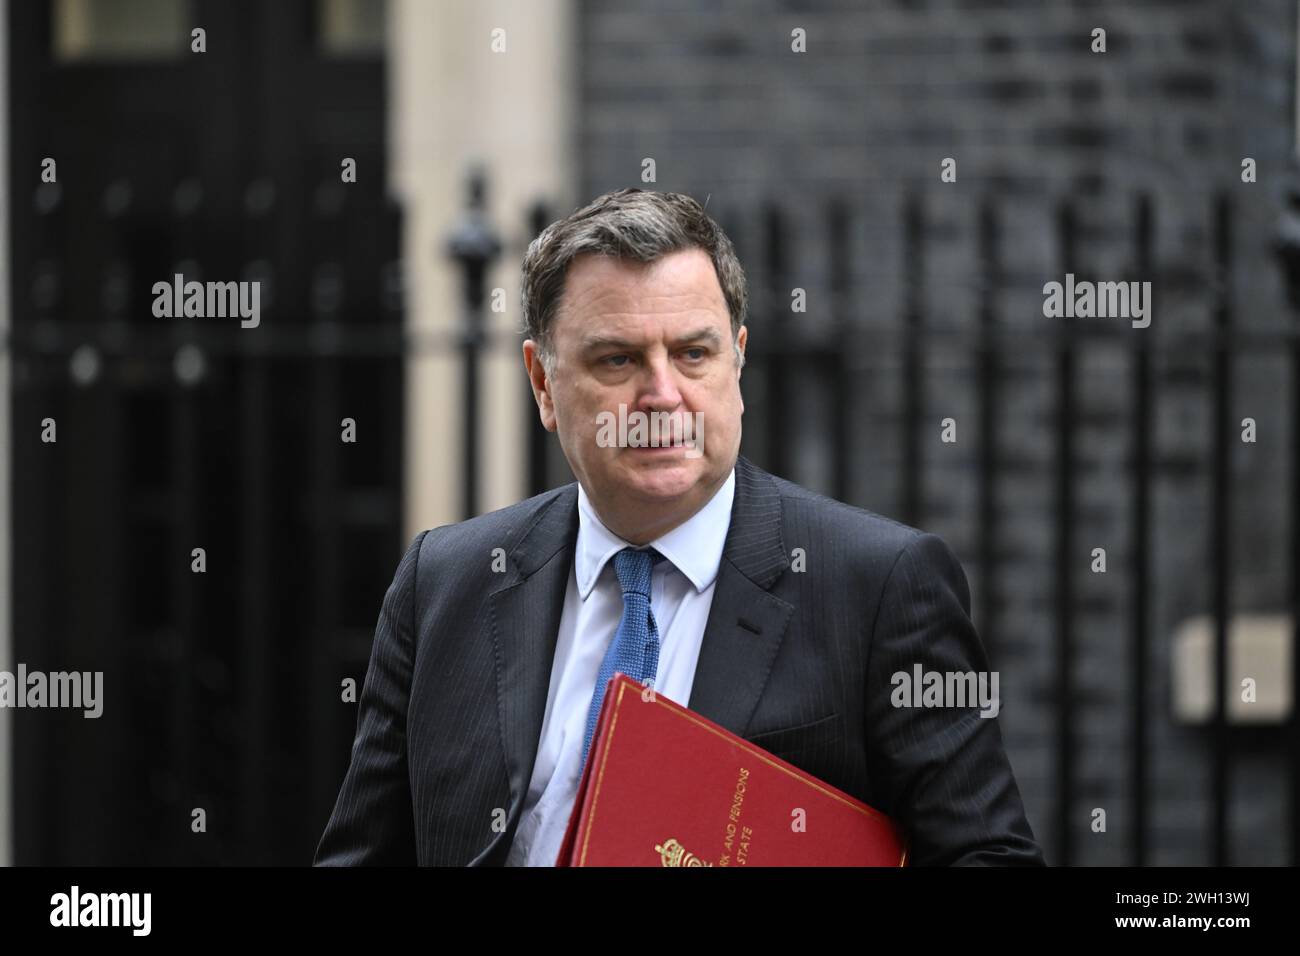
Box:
[475, 484, 578, 865]
[687, 454, 794, 736]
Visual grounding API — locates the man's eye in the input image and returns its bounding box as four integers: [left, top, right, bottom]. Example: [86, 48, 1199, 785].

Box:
[682, 348, 706, 361]
[603, 355, 630, 368]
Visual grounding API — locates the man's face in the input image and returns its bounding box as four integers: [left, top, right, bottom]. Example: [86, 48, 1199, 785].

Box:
[523, 247, 746, 539]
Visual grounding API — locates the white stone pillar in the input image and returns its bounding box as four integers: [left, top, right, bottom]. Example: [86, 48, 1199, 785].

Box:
[389, 0, 576, 536]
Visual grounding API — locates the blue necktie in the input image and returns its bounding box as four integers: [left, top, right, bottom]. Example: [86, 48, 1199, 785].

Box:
[581, 547, 665, 769]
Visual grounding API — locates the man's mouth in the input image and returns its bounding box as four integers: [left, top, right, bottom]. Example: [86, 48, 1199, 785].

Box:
[628, 443, 685, 453]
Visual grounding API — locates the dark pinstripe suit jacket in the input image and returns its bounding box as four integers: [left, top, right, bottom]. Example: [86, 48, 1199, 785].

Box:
[314, 453, 1044, 866]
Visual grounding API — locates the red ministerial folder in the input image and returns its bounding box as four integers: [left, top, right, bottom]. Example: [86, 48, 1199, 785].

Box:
[555, 672, 908, 867]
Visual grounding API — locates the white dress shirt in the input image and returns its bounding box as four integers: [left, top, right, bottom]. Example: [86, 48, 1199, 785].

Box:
[504, 466, 737, 866]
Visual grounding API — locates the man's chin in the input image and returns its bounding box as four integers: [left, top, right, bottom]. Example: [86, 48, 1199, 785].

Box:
[615, 451, 704, 499]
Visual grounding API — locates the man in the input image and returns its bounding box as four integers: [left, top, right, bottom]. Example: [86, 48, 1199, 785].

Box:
[314, 187, 1044, 866]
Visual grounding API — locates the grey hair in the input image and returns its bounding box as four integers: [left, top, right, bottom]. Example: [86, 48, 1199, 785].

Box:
[521, 188, 748, 376]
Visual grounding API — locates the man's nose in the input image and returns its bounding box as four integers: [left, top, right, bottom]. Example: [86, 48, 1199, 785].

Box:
[636, 352, 683, 409]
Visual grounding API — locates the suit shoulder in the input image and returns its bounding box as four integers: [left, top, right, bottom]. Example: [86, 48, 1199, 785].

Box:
[765, 469, 926, 554]
[759, 468, 970, 605]
[409, 483, 574, 572]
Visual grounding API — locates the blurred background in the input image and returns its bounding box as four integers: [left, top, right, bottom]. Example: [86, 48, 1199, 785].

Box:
[2, 0, 1298, 866]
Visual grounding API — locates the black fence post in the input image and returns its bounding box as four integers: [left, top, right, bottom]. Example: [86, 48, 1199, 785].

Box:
[1271, 185, 1300, 866]
[1292, 218, 1300, 869]
[1131, 192, 1153, 867]
[446, 168, 502, 519]
[901, 194, 923, 528]
[976, 197, 999, 650]
[1210, 191, 1233, 866]
[1054, 197, 1077, 867]
[764, 203, 790, 479]
[828, 198, 851, 503]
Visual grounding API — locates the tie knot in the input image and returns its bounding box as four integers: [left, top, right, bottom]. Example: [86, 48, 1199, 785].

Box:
[612, 547, 663, 599]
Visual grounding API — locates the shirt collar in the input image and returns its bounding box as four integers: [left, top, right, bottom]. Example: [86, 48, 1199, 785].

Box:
[575, 466, 736, 599]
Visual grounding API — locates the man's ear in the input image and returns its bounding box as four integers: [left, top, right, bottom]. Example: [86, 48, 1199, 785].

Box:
[522, 340, 558, 432]
[735, 326, 747, 414]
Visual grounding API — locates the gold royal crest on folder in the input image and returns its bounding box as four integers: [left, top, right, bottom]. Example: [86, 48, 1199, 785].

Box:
[653, 838, 713, 867]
